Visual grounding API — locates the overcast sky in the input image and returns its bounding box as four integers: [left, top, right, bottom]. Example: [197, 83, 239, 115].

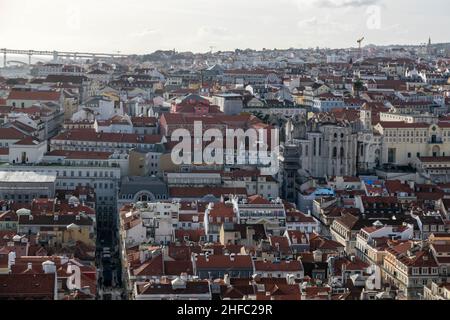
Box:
[0, 0, 449, 54]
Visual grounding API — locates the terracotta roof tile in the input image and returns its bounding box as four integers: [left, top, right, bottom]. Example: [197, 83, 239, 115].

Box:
[7, 90, 61, 101]
[195, 254, 253, 269]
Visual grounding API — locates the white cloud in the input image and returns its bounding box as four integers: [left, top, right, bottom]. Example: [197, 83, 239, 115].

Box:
[197, 26, 229, 38]
[0, 0, 448, 53]
[295, 0, 381, 8]
[130, 29, 159, 38]
[297, 15, 351, 32]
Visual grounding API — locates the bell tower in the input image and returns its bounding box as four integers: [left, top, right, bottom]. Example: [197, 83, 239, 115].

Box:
[360, 104, 372, 131]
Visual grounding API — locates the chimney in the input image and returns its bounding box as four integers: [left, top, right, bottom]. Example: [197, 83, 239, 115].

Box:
[313, 250, 323, 263]
[139, 250, 146, 264]
[301, 235, 307, 244]
[67, 262, 74, 274]
[42, 260, 56, 274]
[224, 274, 230, 286]
[8, 251, 16, 269]
[287, 274, 295, 285]
[61, 255, 69, 265]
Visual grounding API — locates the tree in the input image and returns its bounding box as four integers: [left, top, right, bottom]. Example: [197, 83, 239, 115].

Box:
[353, 79, 364, 97]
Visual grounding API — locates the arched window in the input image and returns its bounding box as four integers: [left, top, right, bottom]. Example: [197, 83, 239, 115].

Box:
[299, 145, 303, 157]
[333, 147, 337, 158]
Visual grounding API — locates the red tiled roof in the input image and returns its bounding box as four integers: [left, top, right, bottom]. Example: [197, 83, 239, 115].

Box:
[132, 254, 164, 276]
[333, 257, 369, 274]
[224, 69, 274, 76]
[0, 274, 56, 299]
[136, 281, 210, 295]
[397, 250, 438, 268]
[178, 214, 204, 223]
[195, 254, 253, 269]
[161, 113, 265, 128]
[269, 236, 291, 253]
[168, 245, 202, 261]
[385, 180, 413, 195]
[169, 187, 247, 198]
[46, 150, 113, 160]
[0, 128, 27, 140]
[248, 195, 272, 205]
[287, 231, 309, 244]
[164, 260, 194, 276]
[174, 229, 205, 243]
[256, 283, 301, 300]
[416, 192, 444, 201]
[52, 129, 164, 144]
[335, 213, 359, 230]
[309, 233, 344, 251]
[377, 122, 429, 129]
[0, 254, 8, 268]
[286, 211, 316, 223]
[10, 121, 36, 134]
[254, 260, 303, 272]
[13, 136, 41, 146]
[208, 202, 235, 219]
[131, 116, 158, 127]
[7, 90, 61, 101]
[361, 196, 398, 204]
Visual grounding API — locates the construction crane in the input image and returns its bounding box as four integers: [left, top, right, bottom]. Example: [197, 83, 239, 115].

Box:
[357, 37, 365, 50]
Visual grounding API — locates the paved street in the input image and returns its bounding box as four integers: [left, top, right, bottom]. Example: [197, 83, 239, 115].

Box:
[97, 227, 123, 300]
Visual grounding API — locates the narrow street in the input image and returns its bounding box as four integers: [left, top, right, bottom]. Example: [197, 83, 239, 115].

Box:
[96, 227, 125, 300]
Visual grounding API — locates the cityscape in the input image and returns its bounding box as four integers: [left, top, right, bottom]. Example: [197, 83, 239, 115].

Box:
[0, 1, 450, 305]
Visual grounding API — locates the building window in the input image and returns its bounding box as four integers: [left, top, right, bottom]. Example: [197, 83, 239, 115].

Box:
[388, 148, 396, 163]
